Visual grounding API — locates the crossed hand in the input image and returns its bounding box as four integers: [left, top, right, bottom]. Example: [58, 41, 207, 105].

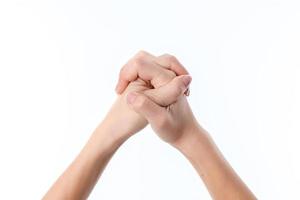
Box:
[43, 51, 256, 200]
[103, 50, 197, 145]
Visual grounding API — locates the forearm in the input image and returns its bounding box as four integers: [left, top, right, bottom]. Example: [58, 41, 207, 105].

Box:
[43, 122, 125, 200]
[174, 124, 256, 200]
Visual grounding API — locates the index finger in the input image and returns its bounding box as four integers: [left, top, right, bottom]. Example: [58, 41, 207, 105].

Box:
[115, 51, 173, 94]
[156, 54, 190, 95]
[155, 54, 189, 76]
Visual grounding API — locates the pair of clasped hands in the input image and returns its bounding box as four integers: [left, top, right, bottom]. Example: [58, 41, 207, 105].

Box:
[105, 50, 195, 146]
[43, 51, 256, 200]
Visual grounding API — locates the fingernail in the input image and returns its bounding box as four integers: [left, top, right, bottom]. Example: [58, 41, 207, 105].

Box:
[182, 75, 192, 87]
[185, 88, 190, 96]
[127, 92, 138, 104]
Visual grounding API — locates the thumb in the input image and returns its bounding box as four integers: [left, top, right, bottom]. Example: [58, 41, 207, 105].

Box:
[144, 75, 192, 107]
[126, 92, 167, 123]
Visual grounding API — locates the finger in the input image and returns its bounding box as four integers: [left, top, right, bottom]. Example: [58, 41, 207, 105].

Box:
[126, 92, 167, 124]
[115, 51, 155, 94]
[144, 75, 192, 106]
[155, 54, 189, 76]
[156, 54, 190, 96]
[115, 51, 173, 94]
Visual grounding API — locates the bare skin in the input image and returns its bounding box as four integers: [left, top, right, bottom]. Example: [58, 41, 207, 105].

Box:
[128, 93, 256, 200]
[43, 51, 256, 200]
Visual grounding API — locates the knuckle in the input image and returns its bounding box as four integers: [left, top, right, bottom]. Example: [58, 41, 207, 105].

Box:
[130, 58, 143, 71]
[164, 54, 177, 63]
[135, 50, 148, 59]
[131, 53, 147, 69]
[119, 66, 131, 80]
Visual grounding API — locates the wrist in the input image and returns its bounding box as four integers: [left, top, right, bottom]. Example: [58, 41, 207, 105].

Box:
[172, 122, 210, 156]
[99, 97, 147, 144]
[93, 120, 130, 152]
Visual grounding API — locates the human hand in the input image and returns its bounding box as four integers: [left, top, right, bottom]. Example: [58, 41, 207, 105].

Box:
[42, 51, 191, 200]
[125, 80, 257, 200]
[44, 51, 255, 200]
[100, 51, 191, 145]
[126, 88, 199, 145]
[120, 52, 198, 145]
[115, 50, 189, 95]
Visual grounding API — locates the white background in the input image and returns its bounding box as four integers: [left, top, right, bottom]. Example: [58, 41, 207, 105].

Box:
[0, 0, 300, 199]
